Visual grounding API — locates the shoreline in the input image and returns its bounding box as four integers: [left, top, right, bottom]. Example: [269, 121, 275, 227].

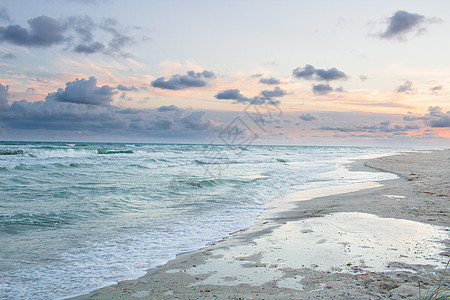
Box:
[73, 150, 449, 299]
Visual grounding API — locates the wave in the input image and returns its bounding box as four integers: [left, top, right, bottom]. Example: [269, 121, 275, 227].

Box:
[0, 149, 24, 156]
[168, 177, 249, 192]
[97, 149, 134, 155]
[26, 148, 97, 159]
[0, 212, 74, 233]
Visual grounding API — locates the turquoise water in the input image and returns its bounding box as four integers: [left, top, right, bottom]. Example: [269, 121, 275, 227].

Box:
[0, 142, 398, 299]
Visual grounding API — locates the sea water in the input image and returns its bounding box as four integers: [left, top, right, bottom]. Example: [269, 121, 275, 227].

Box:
[0, 142, 398, 299]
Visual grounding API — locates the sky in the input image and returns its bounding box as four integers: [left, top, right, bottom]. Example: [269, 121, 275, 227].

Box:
[0, 0, 449, 146]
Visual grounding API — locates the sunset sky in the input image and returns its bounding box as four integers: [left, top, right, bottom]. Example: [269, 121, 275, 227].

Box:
[0, 0, 449, 146]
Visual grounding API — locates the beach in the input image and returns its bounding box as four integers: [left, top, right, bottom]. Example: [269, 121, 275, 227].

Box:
[75, 149, 449, 299]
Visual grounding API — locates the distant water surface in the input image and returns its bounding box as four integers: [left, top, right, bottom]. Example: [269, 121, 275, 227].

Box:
[0, 142, 398, 299]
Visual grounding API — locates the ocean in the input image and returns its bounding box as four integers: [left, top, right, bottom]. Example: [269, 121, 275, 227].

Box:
[0, 142, 399, 299]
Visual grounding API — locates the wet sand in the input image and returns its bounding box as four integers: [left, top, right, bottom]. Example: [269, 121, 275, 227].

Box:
[74, 150, 449, 299]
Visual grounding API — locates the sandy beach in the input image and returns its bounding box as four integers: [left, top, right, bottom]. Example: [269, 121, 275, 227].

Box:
[74, 150, 449, 299]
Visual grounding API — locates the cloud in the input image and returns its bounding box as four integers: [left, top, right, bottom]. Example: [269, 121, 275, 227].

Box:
[215, 86, 286, 105]
[46, 76, 116, 106]
[0, 15, 65, 47]
[293, 64, 348, 81]
[1, 51, 16, 59]
[97, 18, 134, 56]
[379, 10, 441, 40]
[151, 70, 215, 90]
[426, 107, 450, 127]
[428, 106, 443, 116]
[340, 100, 413, 109]
[315, 68, 348, 81]
[66, 16, 135, 56]
[0, 83, 9, 109]
[180, 111, 214, 130]
[395, 80, 416, 94]
[359, 75, 368, 82]
[299, 113, 318, 121]
[0, 81, 220, 138]
[404, 106, 450, 128]
[430, 85, 443, 93]
[261, 86, 286, 98]
[312, 83, 341, 95]
[157, 104, 180, 112]
[318, 123, 420, 134]
[74, 41, 105, 54]
[148, 117, 173, 130]
[215, 89, 245, 100]
[0, 7, 10, 22]
[0, 14, 136, 56]
[292, 64, 315, 80]
[380, 10, 424, 40]
[117, 84, 138, 91]
[430, 116, 450, 127]
[259, 77, 281, 85]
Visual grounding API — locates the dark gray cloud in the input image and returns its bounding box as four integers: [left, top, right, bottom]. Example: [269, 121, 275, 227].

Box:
[315, 68, 348, 81]
[74, 41, 105, 54]
[0, 15, 65, 47]
[395, 80, 416, 94]
[151, 70, 215, 90]
[180, 111, 214, 130]
[117, 84, 138, 91]
[318, 123, 420, 134]
[157, 104, 180, 112]
[293, 64, 348, 81]
[116, 108, 139, 114]
[261, 86, 286, 98]
[299, 113, 318, 121]
[292, 64, 316, 80]
[98, 18, 134, 56]
[0, 83, 8, 109]
[215, 89, 245, 100]
[0, 81, 220, 138]
[65, 15, 95, 42]
[259, 77, 280, 85]
[0, 14, 136, 56]
[430, 85, 443, 93]
[428, 106, 443, 116]
[66, 16, 135, 56]
[0, 7, 10, 22]
[403, 116, 422, 122]
[148, 117, 173, 130]
[405, 106, 450, 128]
[215, 88, 263, 104]
[430, 116, 450, 127]
[1, 51, 16, 59]
[215, 86, 286, 105]
[312, 83, 334, 95]
[380, 10, 425, 40]
[119, 91, 131, 101]
[46, 77, 116, 106]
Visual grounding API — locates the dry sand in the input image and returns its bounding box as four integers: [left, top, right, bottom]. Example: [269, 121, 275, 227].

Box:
[74, 150, 449, 299]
